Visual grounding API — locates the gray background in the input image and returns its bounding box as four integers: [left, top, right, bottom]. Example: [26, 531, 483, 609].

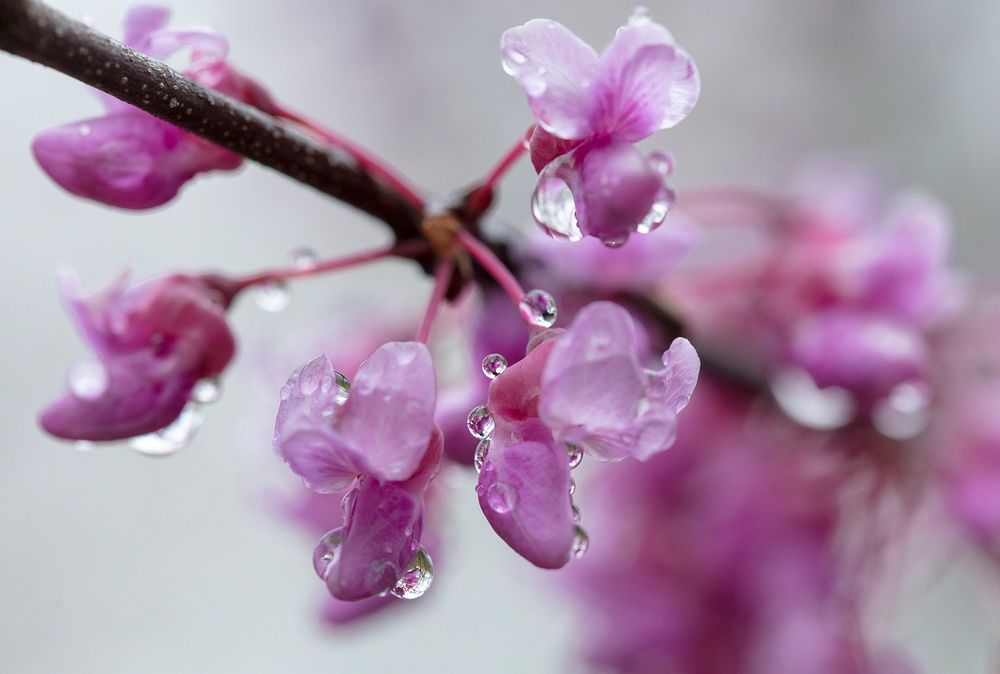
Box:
[1, 1, 998, 672]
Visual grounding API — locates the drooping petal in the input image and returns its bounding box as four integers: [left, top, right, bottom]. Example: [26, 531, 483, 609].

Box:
[649, 337, 701, 414]
[501, 19, 599, 140]
[477, 436, 574, 569]
[338, 342, 437, 483]
[591, 21, 699, 139]
[274, 424, 367, 494]
[575, 140, 663, 244]
[57, 268, 133, 357]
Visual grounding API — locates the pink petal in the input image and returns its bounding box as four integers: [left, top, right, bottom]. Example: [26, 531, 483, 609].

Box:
[591, 22, 700, 139]
[57, 269, 133, 357]
[122, 5, 171, 49]
[274, 355, 346, 439]
[501, 19, 599, 140]
[487, 338, 557, 424]
[575, 140, 663, 244]
[650, 337, 701, 414]
[274, 424, 367, 493]
[528, 125, 582, 172]
[338, 342, 436, 483]
[476, 436, 574, 569]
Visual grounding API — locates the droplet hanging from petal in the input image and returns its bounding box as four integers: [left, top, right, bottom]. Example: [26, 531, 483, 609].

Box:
[571, 525, 590, 559]
[531, 160, 582, 241]
[190, 378, 221, 404]
[520, 289, 558, 328]
[67, 360, 109, 400]
[481, 353, 508, 379]
[290, 246, 318, 270]
[567, 443, 584, 469]
[390, 547, 434, 600]
[312, 527, 344, 579]
[129, 403, 204, 456]
[474, 438, 490, 472]
[467, 404, 495, 439]
[253, 279, 290, 312]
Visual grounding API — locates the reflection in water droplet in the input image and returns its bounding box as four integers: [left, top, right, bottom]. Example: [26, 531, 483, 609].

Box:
[253, 280, 290, 312]
[487, 481, 517, 514]
[341, 488, 357, 519]
[290, 246, 318, 270]
[567, 443, 584, 469]
[67, 360, 108, 400]
[531, 160, 582, 241]
[571, 503, 582, 523]
[467, 405, 495, 439]
[390, 547, 434, 600]
[474, 439, 490, 473]
[770, 369, 856, 431]
[519, 289, 558, 328]
[569, 477, 577, 496]
[648, 150, 675, 177]
[190, 378, 221, 404]
[481, 353, 508, 379]
[628, 5, 653, 25]
[571, 525, 590, 559]
[312, 527, 344, 579]
[873, 380, 930, 440]
[129, 404, 203, 456]
[635, 185, 675, 235]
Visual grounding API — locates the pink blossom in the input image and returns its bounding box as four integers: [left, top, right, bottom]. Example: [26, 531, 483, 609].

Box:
[39, 270, 235, 441]
[503, 12, 698, 246]
[273, 342, 442, 600]
[31, 5, 275, 210]
[478, 301, 699, 567]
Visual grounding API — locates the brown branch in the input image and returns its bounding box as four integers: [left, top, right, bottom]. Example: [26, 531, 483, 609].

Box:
[0, 0, 427, 261]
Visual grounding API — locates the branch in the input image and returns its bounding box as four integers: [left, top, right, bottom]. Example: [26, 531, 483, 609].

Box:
[0, 0, 426, 255]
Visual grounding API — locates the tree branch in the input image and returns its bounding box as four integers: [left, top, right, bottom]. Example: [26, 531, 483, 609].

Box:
[0, 0, 426, 257]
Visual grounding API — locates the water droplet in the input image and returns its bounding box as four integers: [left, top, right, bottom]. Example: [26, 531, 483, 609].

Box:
[770, 369, 856, 431]
[129, 404, 203, 456]
[571, 525, 590, 559]
[571, 503, 582, 523]
[474, 439, 490, 472]
[390, 547, 434, 600]
[253, 280, 290, 312]
[67, 360, 108, 400]
[168, 97, 180, 109]
[312, 527, 344, 579]
[487, 481, 517, 513]
[279, 384, 291, 401]
[873, 380, 930, 440]
[190, 378, 221, 404]
[567, 443, 584, 469]
[628, 6, 653, 25]
[74, 441, 95, 452]
[531, 161, 582, 241]
[481, 353, 508, 379]
[467, 404, 495, 439]
[602, 235, 629, 249]
[635, 185, 675, 234]
[341, 488, 358, 519]
[290, 246, 318, 270]
[648, 150, 675, 177]
[519, 289, 558, 328]
[569, 477, 577, 495]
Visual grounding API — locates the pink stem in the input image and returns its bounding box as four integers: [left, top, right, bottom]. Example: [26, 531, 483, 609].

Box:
[456, 229, 526, 309]
[230, 239, 430, 292]
[272, 104, 426, 209]
[415, 258, 455, 343]
[466, 128, 531, 216]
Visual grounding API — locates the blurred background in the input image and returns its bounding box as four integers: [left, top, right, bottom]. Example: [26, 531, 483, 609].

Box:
[1, 1, 998, 672]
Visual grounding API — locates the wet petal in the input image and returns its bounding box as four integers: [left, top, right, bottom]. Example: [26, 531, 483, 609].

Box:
[649, 337, 701, 414]
[575, 141, 663, 244]
[487, 338, 557, 424]
[501, 19, 599, 140]
[57, 268, 132, 357]
[528, 125, 583, 173]
[338, 342, 437, 483]
[477, 438, 574, 569]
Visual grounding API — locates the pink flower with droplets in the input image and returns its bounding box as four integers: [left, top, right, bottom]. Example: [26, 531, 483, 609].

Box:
[31, 5, 277, 210]
[502, 11, 699, 246]
[273, 342, 442, 601]
[477, 301, 699, 567]
[39, 270, 236, 442]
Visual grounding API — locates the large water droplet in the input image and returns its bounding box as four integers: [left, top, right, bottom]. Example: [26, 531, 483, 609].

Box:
[67, 360, 108, 400]
[501, 47, 528, 76]
[770, 368, 856, 431]
[129, 404, 203, 456]
[481, 353, 508, 379]
[628, 5, 653, 25]
[487, 481, 517, 513]
[190, 378, 221, 404]
[290, 246, 318, 270]
[253, 280, 290, 312]
[467, 404, 495, 439]
[567, 443, 584, 469]
[635, 185, 675, 235]
[390, 547, 434, 600]
[341, 488, 358, 519]
[312, 527, 344, 579]
[571, 525, 590, 559]
[873, 380, 930, 440]
[519, 289, 558, 328]
[474, 439, 490, 473]
[531, 162, 582, 241]
[324, 371, 351, 405]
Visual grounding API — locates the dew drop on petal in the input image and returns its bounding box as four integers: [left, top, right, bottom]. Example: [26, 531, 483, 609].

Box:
[567, 443, 584, 469]
[390, 547, 434, 600]
[129, 404, 203, 456]
[636, 185, 675, 235]
[569, 477, 577, 496]
[571, 525, 590, 559]
[481, 353, 508, 379]
[531, 162, 582, 242]
[340, 488, 358, 519]
[873, 380, 930, 440]
[486, 481, 517, 514]
[602, 235, 629, 249]
[770, 368, 856, 431]
[67, 360, 109, 400]
[474, 438, 490, 473]
[519, 289, 558, 328]
[628, 5, 653, 25]
[648, 150, 675, 177]
[190, 378, 221, 404]
[571, 503, 582, 523]
[312, 527, 344, 579]
[290, 246, 318, 270]
[467, 404, 495, 439]
[253, 279, 290, 312]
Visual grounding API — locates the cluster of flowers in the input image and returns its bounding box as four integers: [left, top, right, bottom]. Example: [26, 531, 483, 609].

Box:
[25, 4, 1000, 672]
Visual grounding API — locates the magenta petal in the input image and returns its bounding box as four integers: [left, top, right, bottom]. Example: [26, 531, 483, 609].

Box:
[339, 342, 436, 482]
[575, 141, 663, 244]
[275, 425, 367, 494]
[528, 125, 583, 173]
[650, 337, 701, 414]
[501, 19, 599, 140]
[57, 269, 132, 357]
[477, 438, 574, 569]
